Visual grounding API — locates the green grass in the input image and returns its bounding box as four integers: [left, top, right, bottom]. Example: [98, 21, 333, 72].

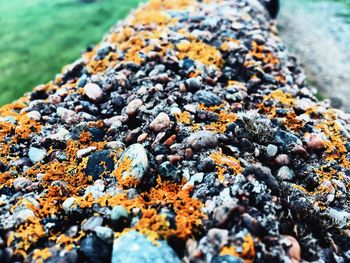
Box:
[0, 0, 141, 105]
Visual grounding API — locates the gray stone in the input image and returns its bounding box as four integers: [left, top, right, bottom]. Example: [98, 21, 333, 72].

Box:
[28, 147, 47, 163]
[274, 130, 302, 150]
[62, 197, 76, 214]
[185, 131, 218, 151]
[193, 90, 221, 107]
[266, 144, 278, 158]
[81, 216, 103, 232]
[84, 83, 103, 102]
[277, 166, 295, 181]
[116, 144, 149, 181]
[111, 205, 129, 221]
[95, 226, 114, 242]
[112, 231, 181, 263]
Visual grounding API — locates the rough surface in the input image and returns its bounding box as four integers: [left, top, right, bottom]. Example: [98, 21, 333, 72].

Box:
[0, 0, 350, 262]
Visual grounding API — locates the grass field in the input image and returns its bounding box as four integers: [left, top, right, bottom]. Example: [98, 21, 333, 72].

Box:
[0, 0, 141, 105]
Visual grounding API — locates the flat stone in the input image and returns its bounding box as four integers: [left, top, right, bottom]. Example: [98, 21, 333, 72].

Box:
[185, 131, 218, 151]
[112, 231, 181, 263]
[116, 144, 149, 182]
[28, 147, 47, 163]
[193, 90, 221, 106]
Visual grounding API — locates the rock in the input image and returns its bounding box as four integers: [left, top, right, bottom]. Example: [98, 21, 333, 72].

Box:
[95, 226, 114, 243]
[116, 144, 149, 181]
[62, 197, 77, 214]
[111, 205, 129, 222]
[277, 166, 295, 181]
[193, 90, 221, 106]
[49, 128, 70, 141]
[266, 144, 278, 158]
[111, 231, 181, 263]
[125, 99, 143, 116]
[27, 110, 41, 121]
[185, 78, 202, 92]
[305, 133, 325, 151]
[243, 165, 279, 193]
[281, 235, 301, 263]
[57, 107, 80, 125]
[13, 177, 32, 191]
[14, 208, 35, 224]
[207, 228, 229, 249]
[274, 130, 302, 150]
[274, 154, 290, 166]
[149, 112, 171, 132]
[85, 150, 115, 180]
[159, 161, 179, 182]
[84, 83, 103, 102]
[80, 234, 112, 263]
[185, 131, 218, 151]
[77, 146, 97, 159]
[211, 255, 244, 263]
[28, 147, 47, 163]
[81, 216, 103, 232]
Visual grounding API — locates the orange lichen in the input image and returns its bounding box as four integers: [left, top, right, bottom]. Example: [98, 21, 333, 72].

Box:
[210, 150, 242, 182]
[32, 248, 52, 263]
[220, 234, 255, 263]
[175, 111, 191, 125]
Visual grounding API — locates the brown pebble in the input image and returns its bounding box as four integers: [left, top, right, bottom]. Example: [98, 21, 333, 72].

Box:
[137, 133, 148, 143]
[168, 155, 182, 164]
[164, 135, 176, 147]
[184, 148, 193, 159]
[149, 112, 171, 132]
[125, 99, 143, 116]
[305, 133, 325, 151]
[282, 235, 301, 263]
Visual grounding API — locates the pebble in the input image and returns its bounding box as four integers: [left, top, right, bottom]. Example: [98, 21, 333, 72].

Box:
[149, 112, 171, 132]
[13, 177, 32, 191]
[211, 255, 244, 263]
[274, 154, 290, 166]
[62, 197, 76, 214]
[125, 99, 143, 116]
[274, 130, 302, 150]
[81, 234, 112, 263]
[27, 110, 41, 121]
[81, 216, 103, 232]
[84, 83, 103, 102]
[185, 78, 202, 92]
[111, 205, 129, 222]
[281, 235, 301, 263]
[185, 131, 218, 151]
[76, 146, 97, 159]
[57, 107, 80, 125]
[116, 144, 149, 181]
[49, 127, 70, 141]
[85, 150, 115, 180]
[95, 226, 114, 243]
[111, 231, 181, 263]
[14, 208, 35, 224]
[305, 133, 325, 151]
[159, 161, 179, 182]
[277, 166, 295, 181]
[193, 90, 222, 106]
[266, 144, 278, 158]
[28, 147, 47, 163]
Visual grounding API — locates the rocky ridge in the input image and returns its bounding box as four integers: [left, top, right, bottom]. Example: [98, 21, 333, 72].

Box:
[0, 0, 350, 262]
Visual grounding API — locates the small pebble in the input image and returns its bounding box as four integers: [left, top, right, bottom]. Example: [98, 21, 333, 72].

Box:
[28, 147, 47, 163]
[84, 83, 103, 102]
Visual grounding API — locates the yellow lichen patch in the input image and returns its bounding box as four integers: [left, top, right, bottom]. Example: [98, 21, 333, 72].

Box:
[113, 156, 140, 188]
[148, 0, 196, 10]
[132, 10, 173, 25]
[220, 38, 240, 52]
[175, 111, 191, 125]
[32, 248, 52, 263]
[176, 38, 223, 68]
[210, 150, 242, 182]
[220, 234, 255, 263]
[248, 41, 279, 67]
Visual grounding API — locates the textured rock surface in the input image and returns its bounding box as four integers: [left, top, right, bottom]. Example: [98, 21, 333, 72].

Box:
[0, 0, 349, 262]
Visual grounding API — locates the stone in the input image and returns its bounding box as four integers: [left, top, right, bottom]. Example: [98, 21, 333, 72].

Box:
[49, 128, 70, 141]
[159, 161, 179, 182]
[274, 154, 290, 166]
[28, 147, 47, 164]
[185, 77, 202, 92]
[266, 144, 278, 158]
[111, 205, 129, 222]
[95, 226, 114, 243]
[84, 83, 103, 102]
[193, 90, 221, 106]
[281, 235, 301, 263]
[80, 234, 112, 263]
[112, 231, 181, 263]
[185, 131, 218, 151]
[57, 107, 80, 125]
[277, 166, 295, 181]
[27, 110, 41, 121]
[81, 216, 103, 232]
[116, 144, 149, 181]
[13, 177, 32, 191]
[149, 112, 171, 132]
[62, 197, 77, 214]
[274, 130, 302, 150]
[305, 133, 325, 151]
[125, 99, 143, 116]
[14, 208, 35, 224]
[77, 146, 97, 159]
[85, 150, 115, 180]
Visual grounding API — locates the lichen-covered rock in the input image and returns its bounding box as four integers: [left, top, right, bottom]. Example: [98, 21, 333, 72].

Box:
[111, 231, 181, 263]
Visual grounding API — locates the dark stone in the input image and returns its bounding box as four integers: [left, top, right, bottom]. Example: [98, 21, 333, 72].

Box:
[85, 150, 115, 180]
[159, 161, 180, 182]
[197, 157, 216, 172]
[80, 234, 112, 263]
[185, 78, 202, 92]
[239, 138, 255, 153]
[193, 90, 221, 107]
[274, 130, 302, 151]
[182, 58, 195, 70]
[88, 127, 105, 142]
[211, 255, 244, 263]
[243, 165, 280, 194]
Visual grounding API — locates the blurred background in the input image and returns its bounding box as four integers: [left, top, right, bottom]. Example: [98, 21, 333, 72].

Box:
[0, 0, 349, 110]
